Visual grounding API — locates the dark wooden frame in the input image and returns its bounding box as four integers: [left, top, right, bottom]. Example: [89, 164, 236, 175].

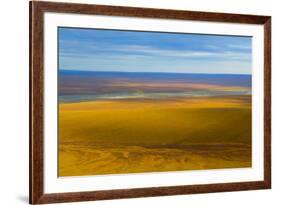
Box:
[30, 1, 271, 204]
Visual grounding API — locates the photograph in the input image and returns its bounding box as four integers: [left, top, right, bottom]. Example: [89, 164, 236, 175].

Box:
[58, 27, 252, 177]
[29, 2, 271, 203]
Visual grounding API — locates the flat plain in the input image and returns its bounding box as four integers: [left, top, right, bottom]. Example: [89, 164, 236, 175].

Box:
[59, 95, 251, 176]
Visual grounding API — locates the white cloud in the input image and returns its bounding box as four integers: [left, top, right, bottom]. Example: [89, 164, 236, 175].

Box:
[60, 40, 251, 62]
[227, 44, 251, 50]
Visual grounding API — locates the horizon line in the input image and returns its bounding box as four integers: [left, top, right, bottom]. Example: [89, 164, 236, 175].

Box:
[59, 69, 251, 75]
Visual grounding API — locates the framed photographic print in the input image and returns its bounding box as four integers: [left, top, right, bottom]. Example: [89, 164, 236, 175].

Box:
[30, 1, 271, 204]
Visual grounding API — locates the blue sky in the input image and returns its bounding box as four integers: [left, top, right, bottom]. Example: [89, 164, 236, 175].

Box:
[58, 27, 252, 74]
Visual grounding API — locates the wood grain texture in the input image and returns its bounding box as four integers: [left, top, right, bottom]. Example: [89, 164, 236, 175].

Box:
[29, 1, 271, 204]
[30, 1, 44, 204]
[263, 18, 272, 189]
[35, 181, 268, 204]
[31, 1, 270, 24]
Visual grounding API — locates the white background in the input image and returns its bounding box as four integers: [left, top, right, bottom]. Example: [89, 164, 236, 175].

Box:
[0, 0, 280, 204]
